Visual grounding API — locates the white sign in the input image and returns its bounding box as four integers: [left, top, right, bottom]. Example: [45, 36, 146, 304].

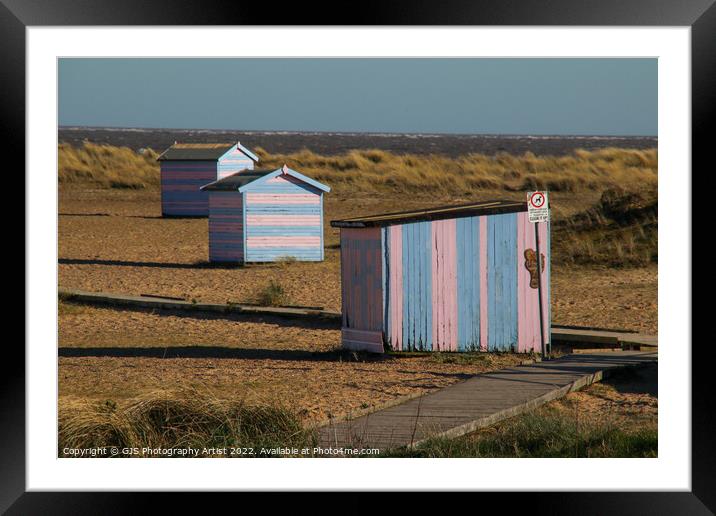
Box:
[527, 191, 549, 223]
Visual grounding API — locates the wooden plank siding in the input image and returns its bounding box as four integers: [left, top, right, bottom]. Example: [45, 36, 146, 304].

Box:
[340, 228, 384, 353]
[160, 160, 216, 216]
[160, 143, 257, 217]
[487, 212, 518, 351]
[339, 209, 550, 353]
[243, 174, 324, 262]
[208, 192, 244, 262]
[217, 147, 255, 179]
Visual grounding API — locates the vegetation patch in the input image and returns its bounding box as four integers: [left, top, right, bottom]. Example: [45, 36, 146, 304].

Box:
[58, 388, 314, 457]
[554, 187, 657, 267]
[255, 280, 290, 307]
[385, 408, 657, 458]
[59, 144, 657, 197]
[59, 142, 160, 189]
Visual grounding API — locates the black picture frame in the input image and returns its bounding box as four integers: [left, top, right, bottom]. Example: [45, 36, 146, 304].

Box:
[6, 0, 708, 512]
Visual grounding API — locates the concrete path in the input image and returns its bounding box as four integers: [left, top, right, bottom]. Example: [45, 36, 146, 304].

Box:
[59, 287, 342, 322]
[317, 351, 657, 451]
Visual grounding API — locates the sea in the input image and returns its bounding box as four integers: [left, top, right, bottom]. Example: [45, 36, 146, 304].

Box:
[59, 126, 657, 158]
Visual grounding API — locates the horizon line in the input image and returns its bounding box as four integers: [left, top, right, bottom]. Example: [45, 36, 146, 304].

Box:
[58, 125, 658, 139]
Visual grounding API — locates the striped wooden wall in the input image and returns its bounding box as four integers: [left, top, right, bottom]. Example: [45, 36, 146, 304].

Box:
[160, 160, 216, 217]
[243, 174, 324, 262]
[342, 211, 550, 353]
[208, 192, 244, 262]
[217, 147, 255, 179]
[341, 227, 384, 353]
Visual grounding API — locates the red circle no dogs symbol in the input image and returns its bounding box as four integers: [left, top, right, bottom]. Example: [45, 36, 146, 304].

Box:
[529, 192, 546, 209]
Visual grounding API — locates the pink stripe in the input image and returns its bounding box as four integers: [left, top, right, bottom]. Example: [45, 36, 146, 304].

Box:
[246, 215, 321, 225]
[517, 213, 535, 352]
[539, 221, 549, 346]
[432, 219, 458, 351]
[246, 236, 321, 247]
[389, 225, 403, 351]
[245, 193, 320, 205]
[479, 216, 488, 351]
[516, 213, 549, 352]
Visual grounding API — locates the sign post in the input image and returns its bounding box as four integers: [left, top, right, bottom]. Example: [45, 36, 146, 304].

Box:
[527, 191, 549, 359]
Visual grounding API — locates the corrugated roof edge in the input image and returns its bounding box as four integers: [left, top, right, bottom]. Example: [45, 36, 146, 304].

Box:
[330, 200, 528, 228]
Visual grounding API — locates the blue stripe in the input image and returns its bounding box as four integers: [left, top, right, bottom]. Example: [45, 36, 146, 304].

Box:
[245, 226, 322, 236]
[457, 217, 481, 351]
[244, 205, 321, 214]
[243, 181, 321, 195]
[245, 250, 323, 261]
[487, 213, 518, 351]
[401, 221, 432, 351]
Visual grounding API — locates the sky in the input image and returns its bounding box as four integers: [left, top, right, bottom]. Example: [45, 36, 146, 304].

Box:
[58, 58, 657, 136]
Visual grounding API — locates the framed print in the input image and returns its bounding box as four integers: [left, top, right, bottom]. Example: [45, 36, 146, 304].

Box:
[6, 0, 710, 511]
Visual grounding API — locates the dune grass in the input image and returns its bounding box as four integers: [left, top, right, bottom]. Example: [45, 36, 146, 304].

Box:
[257, 146, 658, 196]
[59, 142, 160, 189]
[59, 388, 314, 457]
[553, 187, 657, 267]
[59, 143, 657, 196]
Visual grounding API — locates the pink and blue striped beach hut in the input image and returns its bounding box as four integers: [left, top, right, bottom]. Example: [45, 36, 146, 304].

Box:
[201, 165, 330, 263]
[157, 142, 259, 217]
[331, 201, 550, 353]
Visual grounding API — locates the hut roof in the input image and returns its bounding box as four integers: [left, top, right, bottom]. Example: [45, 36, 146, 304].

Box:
[330, 200, 528, 228]
[200, 169, 277, 191]
[157, 142, 259, 162]
[201, 165, 330, 193]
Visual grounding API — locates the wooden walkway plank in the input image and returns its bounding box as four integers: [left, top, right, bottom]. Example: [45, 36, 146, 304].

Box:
[59, 287, 342, 322]
[317, 351, 657, 451]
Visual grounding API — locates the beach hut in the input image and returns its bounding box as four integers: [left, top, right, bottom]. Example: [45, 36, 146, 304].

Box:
[157, 142, 259, 217]
[330, 201, 550, 353]
[200, 164, 330, 263]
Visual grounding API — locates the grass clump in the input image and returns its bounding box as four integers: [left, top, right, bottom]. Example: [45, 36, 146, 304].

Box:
[553, 187, 658, 267]
[58, 388, 314, 457]
[384, 408, 657, 458]
[59, 142, 159, 189]
[255, 280, 289, 307]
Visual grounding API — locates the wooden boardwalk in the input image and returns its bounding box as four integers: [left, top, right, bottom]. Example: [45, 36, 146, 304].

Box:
[317, 351, 657, 451]
[58, 287, 342, 322]
[551, 327, 657, 349]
